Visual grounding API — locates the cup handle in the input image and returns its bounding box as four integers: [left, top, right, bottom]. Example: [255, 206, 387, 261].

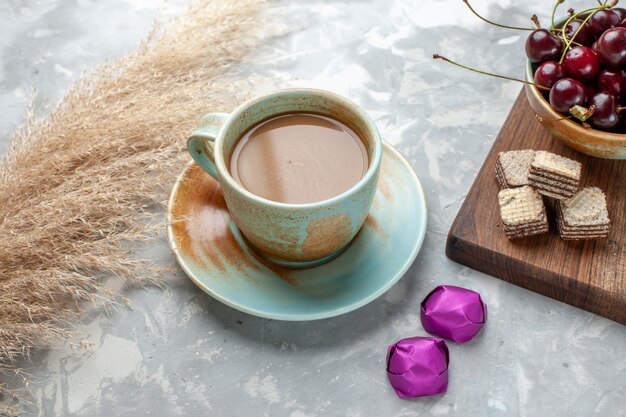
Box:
[187, 113, 229, 180]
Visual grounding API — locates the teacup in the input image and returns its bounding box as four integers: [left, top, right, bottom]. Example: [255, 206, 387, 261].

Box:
[187, 88, 382, 268]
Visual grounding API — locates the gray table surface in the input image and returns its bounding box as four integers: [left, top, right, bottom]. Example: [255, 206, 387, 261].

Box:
[1, 0, 625, 416]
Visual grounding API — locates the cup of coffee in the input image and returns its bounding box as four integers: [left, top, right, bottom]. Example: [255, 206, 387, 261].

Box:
[187, 89, 382, 267]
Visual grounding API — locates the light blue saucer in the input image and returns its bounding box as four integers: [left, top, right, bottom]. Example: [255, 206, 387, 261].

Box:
[167, 142, 427, 321]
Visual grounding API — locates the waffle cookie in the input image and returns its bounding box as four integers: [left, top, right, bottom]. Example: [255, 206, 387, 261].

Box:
[494, 149, 535, 189]
[528, 151, 582, 199]
[498, 186, 549, 239]
[556, 187, 610, 240]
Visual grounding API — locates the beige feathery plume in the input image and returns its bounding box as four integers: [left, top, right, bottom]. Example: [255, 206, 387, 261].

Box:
[0, 0, 266, 414]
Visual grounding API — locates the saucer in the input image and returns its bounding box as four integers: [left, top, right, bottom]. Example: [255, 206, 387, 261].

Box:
[166, 142, 427, 321]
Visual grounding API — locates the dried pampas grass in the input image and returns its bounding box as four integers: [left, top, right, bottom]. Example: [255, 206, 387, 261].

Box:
[0, 0, 265, 414]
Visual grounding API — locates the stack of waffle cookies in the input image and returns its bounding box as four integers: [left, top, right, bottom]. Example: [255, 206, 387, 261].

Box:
[528, 151, 581, 199]
[494, 149, 610, 240]
[498, 186, 549, 239]
[556, 187, 611, 240]
[495, 149, 534, 189]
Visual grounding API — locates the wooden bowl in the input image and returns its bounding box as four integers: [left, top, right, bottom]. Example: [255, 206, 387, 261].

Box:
[525, 61, 626, 159]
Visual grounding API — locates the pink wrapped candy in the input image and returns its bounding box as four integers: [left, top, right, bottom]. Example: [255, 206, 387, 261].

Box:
[420, 285, 487, 343]
[386, 337, 449, 398]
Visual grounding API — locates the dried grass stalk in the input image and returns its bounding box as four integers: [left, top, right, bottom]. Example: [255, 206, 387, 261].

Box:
[0, 0, 265, 414]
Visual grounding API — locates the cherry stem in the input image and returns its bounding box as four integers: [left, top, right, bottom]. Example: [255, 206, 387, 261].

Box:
[432, 54, 551, 91]
[559, 5, 609, 63]
[616, 106, 626, 112]
[463, 0, 563, 34]
[570, 104, 596, 122]
[551, 0, 565, 30]
[462, 0, 535, 31]
[531, 15, 541, 29]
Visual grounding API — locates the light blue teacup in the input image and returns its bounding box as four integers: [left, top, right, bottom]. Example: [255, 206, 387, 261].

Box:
[187, 89, 382, 268]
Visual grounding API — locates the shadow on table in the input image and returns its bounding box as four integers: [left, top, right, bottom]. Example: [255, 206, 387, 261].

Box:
[181, 254, 427, 351]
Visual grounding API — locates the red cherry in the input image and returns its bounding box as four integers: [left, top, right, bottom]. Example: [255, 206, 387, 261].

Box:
[596, 27, 626, 69]
[588, 9, 620, 37]
[534, 61, 565, 89]
[564, 19, 595, 46]
[525, 29, 564, 64]
[613, 8, 626, 22]
[563, 46, 600, 83]
[589, 92, 620, 130]
[549, 78, 587, 114]
[597, 69, 626, 97]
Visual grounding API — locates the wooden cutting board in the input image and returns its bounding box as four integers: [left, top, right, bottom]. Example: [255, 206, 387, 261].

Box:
[446, 90, 626, 325]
